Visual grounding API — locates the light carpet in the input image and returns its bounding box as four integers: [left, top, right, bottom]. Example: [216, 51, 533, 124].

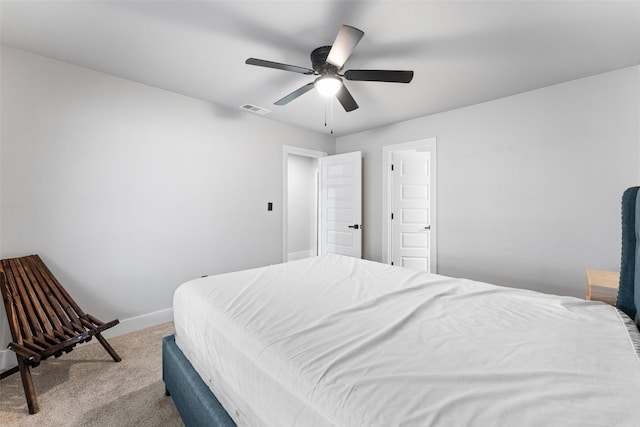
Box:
[0, 322, 183, 426]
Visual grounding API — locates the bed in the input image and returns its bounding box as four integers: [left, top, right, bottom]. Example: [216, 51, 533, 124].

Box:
[163, 187, 640, 427]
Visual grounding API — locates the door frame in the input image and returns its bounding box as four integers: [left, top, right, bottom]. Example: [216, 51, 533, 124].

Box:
[282, 145, 327, 263]
[382, 138, 437, 272]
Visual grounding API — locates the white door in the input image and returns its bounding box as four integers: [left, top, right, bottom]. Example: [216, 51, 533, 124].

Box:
[319, 151, 362, 258]
[391, 150, 431, 271]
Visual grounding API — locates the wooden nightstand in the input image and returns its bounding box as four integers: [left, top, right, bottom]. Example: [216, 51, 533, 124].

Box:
[586, 269, 619, 306]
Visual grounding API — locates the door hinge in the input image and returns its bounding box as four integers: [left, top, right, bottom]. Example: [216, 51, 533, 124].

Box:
[391, 261, 394, 266]
[391, 164, 394, 171]
[391, 213, 394, 220]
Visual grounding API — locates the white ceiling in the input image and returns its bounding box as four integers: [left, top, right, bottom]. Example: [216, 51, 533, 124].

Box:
[2, 1, 640, 137]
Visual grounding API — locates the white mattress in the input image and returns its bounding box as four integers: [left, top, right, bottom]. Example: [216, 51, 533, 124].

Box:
[173, 254, 640, 427]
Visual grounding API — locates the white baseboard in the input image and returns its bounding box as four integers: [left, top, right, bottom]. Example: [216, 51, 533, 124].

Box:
[100, 307, 174, 339]
[288, 250, 314, 261]
[0, 307, 173, 371]
[0, 349, 17, 372]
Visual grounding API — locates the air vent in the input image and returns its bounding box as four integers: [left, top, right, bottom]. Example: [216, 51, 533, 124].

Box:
[239, 104, 271, 115]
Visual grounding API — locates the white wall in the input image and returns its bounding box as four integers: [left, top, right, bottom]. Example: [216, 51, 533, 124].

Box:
[2, 45, 639, 372]
[287, 154, 317, 260]
[337, 66, 640, 298]
[0, 47, 334, 368]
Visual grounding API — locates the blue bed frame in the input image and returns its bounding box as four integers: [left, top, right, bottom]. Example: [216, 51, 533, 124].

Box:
[162, 335, 235, 426]
[163, 186, 640, 426]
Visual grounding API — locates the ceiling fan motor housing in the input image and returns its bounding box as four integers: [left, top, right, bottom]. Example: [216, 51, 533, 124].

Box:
[311, 46, 339, 75]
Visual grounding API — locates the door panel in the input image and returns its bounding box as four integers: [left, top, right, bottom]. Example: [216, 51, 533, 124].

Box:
[391, 150, 431, 271]
[401, 257, 429, 272]
[319, 151, 362, 258]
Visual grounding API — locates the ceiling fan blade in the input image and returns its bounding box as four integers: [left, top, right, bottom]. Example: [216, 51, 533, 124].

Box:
[326, 25, 364, 69]
[246, 58, 314, 75]
[344, 70, 414, 83]
[274, 82, 315, 105]
[336, 84, 359, 112]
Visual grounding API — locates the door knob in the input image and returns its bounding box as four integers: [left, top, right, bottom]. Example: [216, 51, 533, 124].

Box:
[348, 224, 360, 230]
[424, 225, 431, 230]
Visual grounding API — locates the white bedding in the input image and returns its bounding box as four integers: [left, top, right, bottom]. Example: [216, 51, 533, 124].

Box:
[173, 254, 640, 427]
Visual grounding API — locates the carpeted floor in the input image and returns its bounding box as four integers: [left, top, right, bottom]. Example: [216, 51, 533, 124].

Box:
[0, 322, 183, 426]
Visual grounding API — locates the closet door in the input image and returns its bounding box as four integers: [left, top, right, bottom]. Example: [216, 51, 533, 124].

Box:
[391, 150, 431, 271]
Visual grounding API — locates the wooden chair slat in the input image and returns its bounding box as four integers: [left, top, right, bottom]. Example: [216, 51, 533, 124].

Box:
[40, 332, 61, 345]
[13, 259, 56, 336]
[85, 313, 105, 326]
[22, 257, 65, 332]
[32, 331, 63, 347]
[69, 321, 87, 334]
[79, 317, 99, 329]
[52, 329, 70, 341]
[24, 256, 75, 328]
[61, 324, 80, 336]
[31, 335, 52, 349]
[1, 272, 21, 344]
[31, 256, 87, 318]
[41, 332, 93, 358]
[21, 339, 47, 353]
[3, 264, 37, 342]
[30, 263, 75, 331]
[7, 259, 44, 337]
[0, 255, 121, 414]
[7, 342, 42, 362]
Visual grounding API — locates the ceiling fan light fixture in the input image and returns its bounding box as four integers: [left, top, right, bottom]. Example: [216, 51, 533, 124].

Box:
[315, 76, 342, 97]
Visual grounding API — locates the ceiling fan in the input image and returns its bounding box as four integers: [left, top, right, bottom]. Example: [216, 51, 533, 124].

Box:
[245, 25, 414, 112]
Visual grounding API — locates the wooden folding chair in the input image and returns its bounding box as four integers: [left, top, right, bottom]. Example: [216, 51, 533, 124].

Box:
[0, 254, 121, 414]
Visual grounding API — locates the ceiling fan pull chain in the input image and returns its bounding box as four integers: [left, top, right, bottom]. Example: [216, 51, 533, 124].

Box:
[330, 98, 334, 134]
[324, 101, 327, 128]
